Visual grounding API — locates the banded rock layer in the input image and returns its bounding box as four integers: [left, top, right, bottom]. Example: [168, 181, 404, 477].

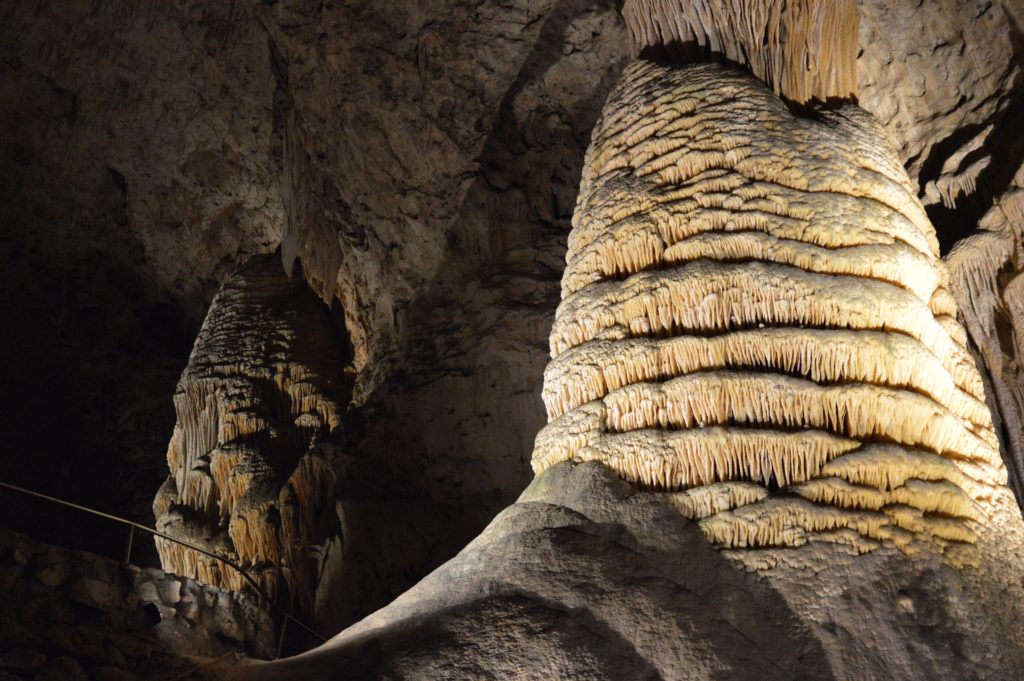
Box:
[154, 255, 351, 614]
[533, 60, 1008, 564]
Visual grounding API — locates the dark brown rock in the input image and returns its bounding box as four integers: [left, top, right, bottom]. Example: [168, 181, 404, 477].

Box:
[33, 657, 87, 681]
[88, 669, 139, 681]
[0, 649, 45, 675]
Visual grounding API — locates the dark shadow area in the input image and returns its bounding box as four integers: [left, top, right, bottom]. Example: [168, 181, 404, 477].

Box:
[0, 155, 199, 568]
[0, 249, 196, 567]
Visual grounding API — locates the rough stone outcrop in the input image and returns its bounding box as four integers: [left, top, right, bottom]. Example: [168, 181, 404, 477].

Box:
[857, 0, 1024, 205]
[0, 0, 284, 308]
[0, 527, 273, 680]
[154, 255, 351, 616]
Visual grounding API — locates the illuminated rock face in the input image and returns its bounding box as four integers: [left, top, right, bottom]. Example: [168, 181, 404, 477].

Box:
[532, 59, 1008, 564]
[153, 255, 350, 614]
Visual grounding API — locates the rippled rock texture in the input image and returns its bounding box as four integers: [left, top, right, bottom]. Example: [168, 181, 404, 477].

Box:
[154, 255, 351, 616]
[534, 59, 1005, 567]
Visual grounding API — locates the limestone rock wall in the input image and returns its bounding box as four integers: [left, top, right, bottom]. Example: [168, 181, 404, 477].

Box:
[858, 0, 1024, 209]
[0, 528, 274, 681]
[154, 255, 351, 617]
[0, 0, 284, 555]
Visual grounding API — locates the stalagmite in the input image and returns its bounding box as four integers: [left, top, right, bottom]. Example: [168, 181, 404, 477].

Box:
[153, 255, 351, 615]
[945, 186, 1024, 500]
[531, 4, 1013, 563]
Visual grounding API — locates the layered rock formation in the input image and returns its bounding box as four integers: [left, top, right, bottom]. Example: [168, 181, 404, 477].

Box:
[4, 0, 1024, 674]
[4, 0, 1024, 627]
[533, 57, 1003, 565]
[154, 255, 351, 615]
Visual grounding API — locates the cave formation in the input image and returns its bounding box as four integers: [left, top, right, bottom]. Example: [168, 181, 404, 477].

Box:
[3, 0, 1024, 679]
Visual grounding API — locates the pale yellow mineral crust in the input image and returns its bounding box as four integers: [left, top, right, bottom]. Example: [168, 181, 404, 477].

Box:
[622, 0, 859, 104]
[531, 60, 1010, 560]
[154, 256, 350, 614]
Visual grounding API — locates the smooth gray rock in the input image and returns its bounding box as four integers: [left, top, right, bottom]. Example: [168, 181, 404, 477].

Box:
[234, 462, 1024, 680]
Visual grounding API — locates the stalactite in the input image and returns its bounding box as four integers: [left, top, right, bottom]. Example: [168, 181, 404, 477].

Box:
[945, 187, 1024, 501]
[621, 0, 859, 104]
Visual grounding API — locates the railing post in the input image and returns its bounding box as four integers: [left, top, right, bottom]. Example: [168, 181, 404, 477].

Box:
[123, 524, 135, 564]
[276, 615, 290, 659]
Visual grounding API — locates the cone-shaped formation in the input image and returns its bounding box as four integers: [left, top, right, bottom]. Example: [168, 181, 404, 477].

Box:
[153, 255, 351, 615]
[622, 0, 859, 104]
[531, 60, 1009, 562]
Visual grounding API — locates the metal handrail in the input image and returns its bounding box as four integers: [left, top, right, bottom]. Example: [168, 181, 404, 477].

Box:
[0, 480, 327, 650]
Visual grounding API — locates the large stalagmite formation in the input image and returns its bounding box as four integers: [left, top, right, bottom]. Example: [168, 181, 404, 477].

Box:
[532, 4, 1011, 565]
[153, 255, 351, 615]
